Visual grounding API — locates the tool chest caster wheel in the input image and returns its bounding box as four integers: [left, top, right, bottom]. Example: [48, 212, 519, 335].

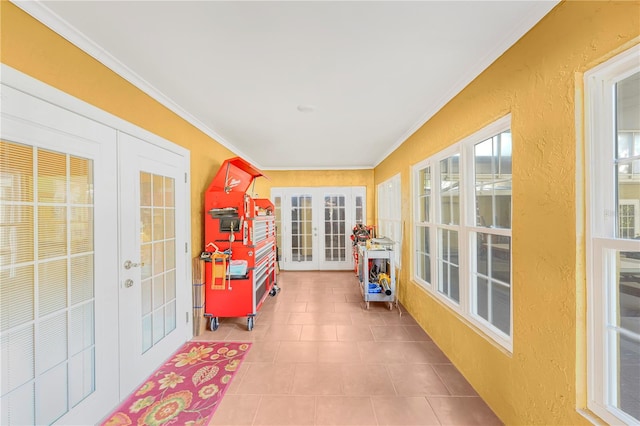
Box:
[209, 316, 219, 331]
[247, 316, 254, 331]
[269, 284, 280, 297]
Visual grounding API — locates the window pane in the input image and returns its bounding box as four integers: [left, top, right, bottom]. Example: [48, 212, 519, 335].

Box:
[499, 132, 513, 175]
[38, 149, 66, 203]
[1, 266, 34, 332]
[492, 236, 511, 285]
[70, 156, 93, 205]
[618, 332, 640, 422]
[619, 251, 640, 329]
[324, 195, 346, 262]
[140, 172, 152, 206]
[491, 283, 511, 335]
[0, 141, 34, 202]
[274, 195, 282, 250]
[612, 73, 640, 421]
[440, 156, 459, 225]
[1, 326, 35, 396]
[290, 195, 312, 262]
[38, 260, 67, 317]
[38, 206, 67, 259]
[616, 72, 640, 240]
[355, 195, 363, 224]
[438, 229, 459, 302]
[617, 180, 640, 239]
[0, 205, 34, 267]
[475, 131, 512, 229]
[474, 233, 511, 335]
[419, 167, 431, 222]
[477, 233, 489, 276]
[476, 277, 489, 320]
[416, 226, 430, 283]
[71, 206, 93, 254]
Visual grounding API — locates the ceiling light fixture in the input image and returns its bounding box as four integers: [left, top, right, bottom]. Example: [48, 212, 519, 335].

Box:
[296, 104, 316, 113]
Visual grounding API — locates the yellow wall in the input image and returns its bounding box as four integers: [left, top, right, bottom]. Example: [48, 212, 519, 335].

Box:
[3, 0, 640, 423]
[376, 1, 640, 424]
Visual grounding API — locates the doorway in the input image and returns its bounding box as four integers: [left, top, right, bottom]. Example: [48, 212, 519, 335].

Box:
[1, 71, 191, 425]
[117, 132, 190, 396]
[272, 187, 365, 271]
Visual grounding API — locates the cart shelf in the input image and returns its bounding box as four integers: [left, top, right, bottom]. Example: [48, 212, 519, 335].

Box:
[357, 240, 396, 310]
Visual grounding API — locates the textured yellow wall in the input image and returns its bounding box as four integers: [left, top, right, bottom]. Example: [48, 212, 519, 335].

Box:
[376, 1, 640, 424]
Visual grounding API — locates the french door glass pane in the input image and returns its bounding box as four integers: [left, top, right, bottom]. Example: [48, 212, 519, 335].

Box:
[355, 195, 364, 224]
[0, 141, 95, 424]
[140, 172, 176, 353]
[274, 196, 282, 254]
[324, 195, 346, 261]
[291, 195, 313, 262]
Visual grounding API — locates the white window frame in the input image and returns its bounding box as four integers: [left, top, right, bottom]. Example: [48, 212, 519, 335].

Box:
[414, 160, 433, 290]
[435, 149, 463, 307]
[585, 44, 640, 426]
[464, 117, 513, 350]
[377, 174, 402, 266]
[412, 116, 512, 351]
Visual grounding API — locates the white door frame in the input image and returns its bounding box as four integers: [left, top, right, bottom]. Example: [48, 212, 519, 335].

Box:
[1, 65, 192, 422]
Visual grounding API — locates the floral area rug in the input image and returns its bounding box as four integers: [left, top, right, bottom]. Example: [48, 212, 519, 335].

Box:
[102, 341, 251, 426]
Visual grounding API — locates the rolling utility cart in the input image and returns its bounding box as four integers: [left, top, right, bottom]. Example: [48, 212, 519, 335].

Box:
[203, 157, 279, 331]
[357, 238, 395, 310]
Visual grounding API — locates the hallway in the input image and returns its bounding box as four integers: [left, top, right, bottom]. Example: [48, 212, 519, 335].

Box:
[199, 271, 503, 425]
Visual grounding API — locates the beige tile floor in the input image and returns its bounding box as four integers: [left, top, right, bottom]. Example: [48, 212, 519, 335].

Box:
[198, 271, 503, 426]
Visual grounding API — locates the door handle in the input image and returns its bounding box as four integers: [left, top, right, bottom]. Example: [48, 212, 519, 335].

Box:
[124, 260, 144, 269]
[124, 279, 134, 288]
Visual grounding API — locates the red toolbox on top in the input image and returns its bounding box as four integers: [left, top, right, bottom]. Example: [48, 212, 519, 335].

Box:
[203, 157, 278, 331]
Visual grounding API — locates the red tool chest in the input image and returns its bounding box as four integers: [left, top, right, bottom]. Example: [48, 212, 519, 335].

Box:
[203, 157, 278, 331]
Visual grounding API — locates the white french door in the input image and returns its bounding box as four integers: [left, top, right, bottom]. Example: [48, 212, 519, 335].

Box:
[117, 132, 189, 396]
[1, 84, 119, 425]
[272, 187, 365, 271]
[1, 66, 191, 425]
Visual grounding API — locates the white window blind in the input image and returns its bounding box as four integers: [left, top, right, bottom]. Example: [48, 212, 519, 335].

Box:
[1, 141, 96, 425]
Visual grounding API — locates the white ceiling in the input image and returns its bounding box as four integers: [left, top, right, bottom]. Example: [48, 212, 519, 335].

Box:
[21, 1, 558, 170]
